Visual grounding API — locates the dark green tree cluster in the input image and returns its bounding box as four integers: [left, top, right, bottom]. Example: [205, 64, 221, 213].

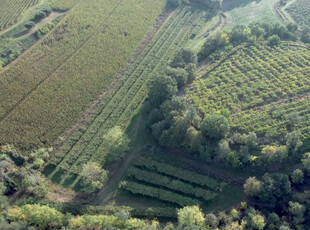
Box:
[198, 23, 300, 61]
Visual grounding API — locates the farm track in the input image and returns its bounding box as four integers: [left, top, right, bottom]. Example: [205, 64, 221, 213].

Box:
[0, 0, 123, 123]
[48, 6, 207, 188]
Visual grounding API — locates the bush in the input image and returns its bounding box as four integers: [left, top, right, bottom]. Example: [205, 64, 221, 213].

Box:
[268, 35, 280, 46]
[34, 11, 47, 22]
[24, 21, 35, 30]
[291, 169, 304, 184]
[201, 115, 230, 140]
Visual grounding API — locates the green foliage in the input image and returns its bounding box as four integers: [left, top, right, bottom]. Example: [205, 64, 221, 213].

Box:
[177, 206, 205, 227]
[288, 201, 306, 224]
[285, 131, 303, 156]
[147, 74, 178, 107]
[243, 177, 262, 197]
[34, 11, 47, 22]
[170, 48, 197, 68]
[102, 126, 130, 162]
[24, 21, 35, 30]
[7, 204, 64, 229]
[201, 115, 230, 140]
[291, 169, 304, 184]
[268, 35, 281, 46]
[286, 0, 310, 28]
[80, 162, 108, 193]
[301, 152, 310, 172]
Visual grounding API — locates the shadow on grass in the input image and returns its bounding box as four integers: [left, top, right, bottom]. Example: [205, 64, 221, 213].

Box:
[222, 0, 262, 12]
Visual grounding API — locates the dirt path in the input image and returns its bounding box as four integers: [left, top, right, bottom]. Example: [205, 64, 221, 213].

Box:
[20, 12, 65, 38]
[90, 115, 143, 206]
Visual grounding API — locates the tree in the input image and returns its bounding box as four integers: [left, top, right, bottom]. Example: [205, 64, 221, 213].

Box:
[301, 152, 310, 172]
[288, 201, 306, 224]
[250, 214, 266, 230]
[102, 126, 130, 161]
[268, 35, 280, 46]
[170, 48, 197, 68]
[166, 67, 188, 89]
[285, 131, 302, 156]
[259, 173, 291, 210]
[80, 162, 108, 193]
[201, 114, 230, 140]
[24, 21, 35, 30]
[177, 206, 205, 227]
[291, 169, 304, 184]
[246, 132, 258, 149]
[205, 213, 218, 228]
[244, 177, 262, 197]
[185, 63, 197, 82]
[7, 204, 63, 229]
[34, 11, 46, 22]
[147, 75, 177, 107]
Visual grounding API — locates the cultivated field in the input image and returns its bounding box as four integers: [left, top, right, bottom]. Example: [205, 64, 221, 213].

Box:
[43, 5, 210, 190]
[188, 43, 310, 141]
[286, 0, 310, 27]
[222, 0, 282, 29]
[0, 0, 39, 31]
[0, 0, 166, 149]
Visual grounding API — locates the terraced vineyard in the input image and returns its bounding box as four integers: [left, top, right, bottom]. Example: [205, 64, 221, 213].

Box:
[120, 156, 223, 207]
[188, 43, 310, 141]
[286, 0, 310, 27]
[0, 0, 166, 149]
[44, 6, 209, 190]
[0, 0, 39, 31]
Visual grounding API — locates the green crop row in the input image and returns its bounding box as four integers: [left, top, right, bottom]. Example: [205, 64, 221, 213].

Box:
[0, 0, 166, 150]
[120, 181, 201, 207]
[127, 167, 218, 201]
[134, 156, 225, 191]
[0, 0, 39, 31]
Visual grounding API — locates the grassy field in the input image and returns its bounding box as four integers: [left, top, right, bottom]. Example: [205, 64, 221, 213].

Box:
[286, 0, 310, 27]
[222, 0, 283, 29]
[43, 5, 211, 190]
[0, 0, 166, 150]
[0, 0, 39, 31]
[187, 43, 310, 142]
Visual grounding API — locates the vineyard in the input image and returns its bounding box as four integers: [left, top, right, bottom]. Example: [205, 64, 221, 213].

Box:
[51, 0, 80, 11]
[0, 0, 166, 149]
[119, 156, 226, 208]
[286, 0, 310, 27]
[43, 6, 209, 190]
[187, 43, 310, 141]
[222, 0, 282, 29]
[0, 0, 39, 31]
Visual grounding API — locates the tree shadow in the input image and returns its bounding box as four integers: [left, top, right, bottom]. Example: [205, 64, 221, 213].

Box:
[222, 0, 263, 12]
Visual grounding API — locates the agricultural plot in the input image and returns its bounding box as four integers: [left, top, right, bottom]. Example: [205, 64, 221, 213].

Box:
[286, 0, 310, 27]
[51, 0, 80, 11]
[222, 0, 283, 29]
[187, 43, 310, 141]
[119, 156, 238, 210]
[43, 6, 209, 190]
[0, 0, 166, 149]
[0, 0, 39, 31]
